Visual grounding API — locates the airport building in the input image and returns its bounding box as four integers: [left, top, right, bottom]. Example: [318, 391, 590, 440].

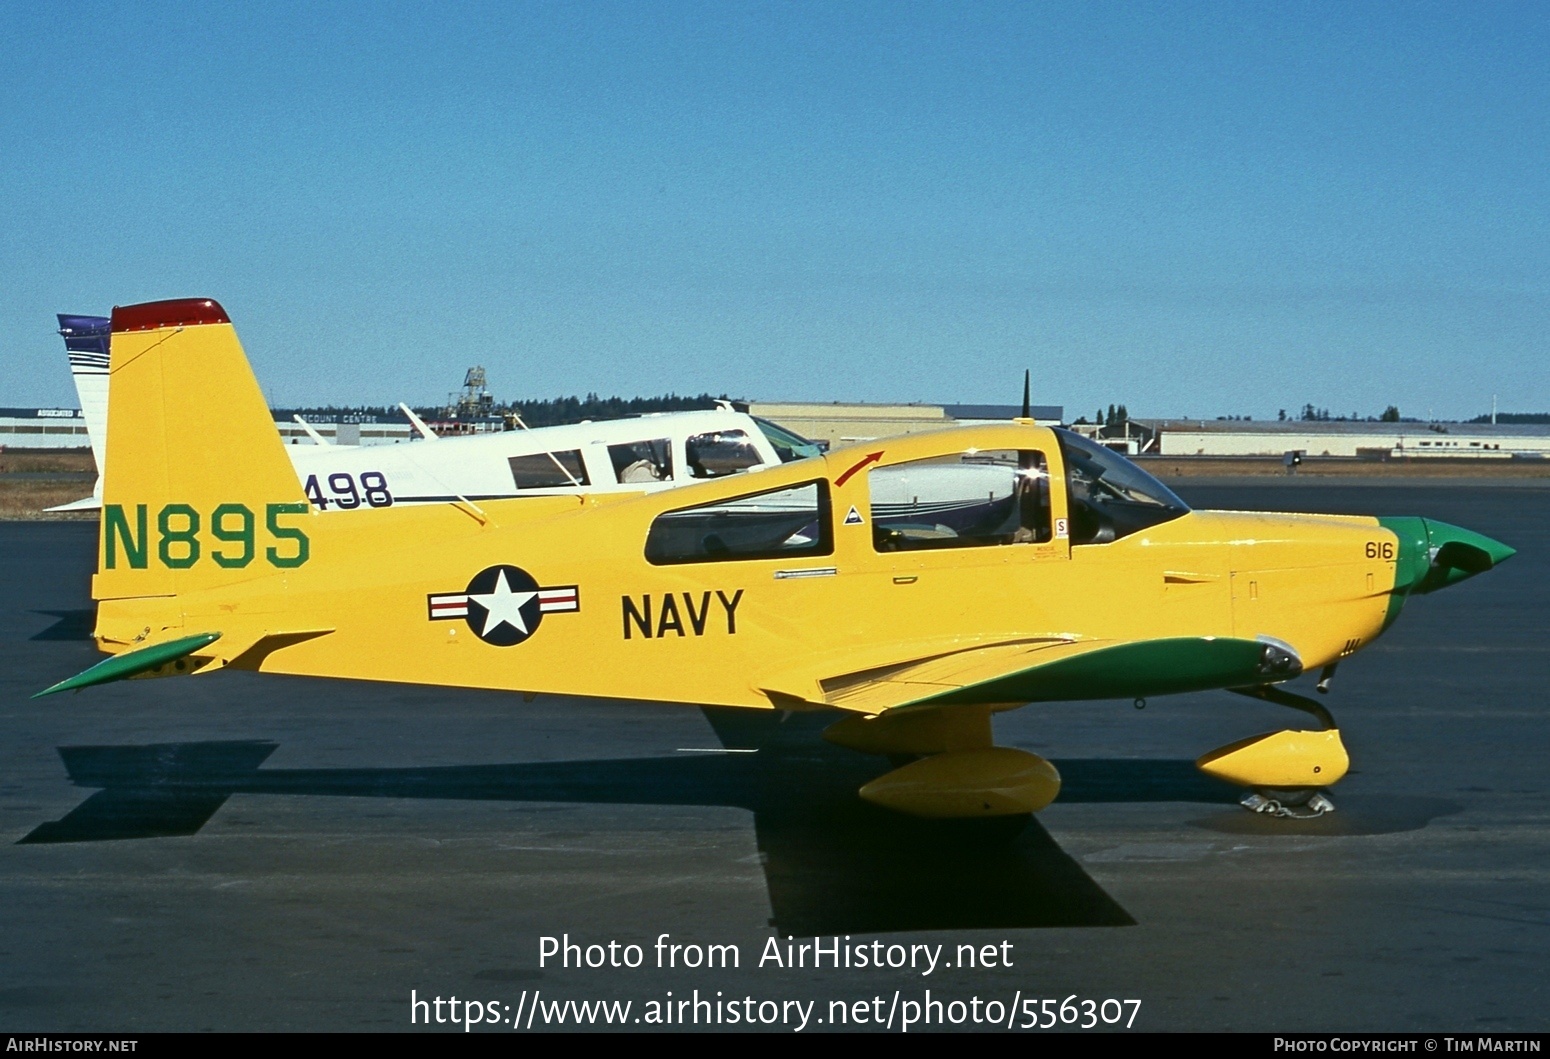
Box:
[6, 402, 1071, 453]
[273, 415, 418, 446]
[0, 407, 420, 450]
[1130, 419, 1550, 459]
[9, 400, 1546, 461]
[0, 407, 92, 448]
[744, 402, 1063, 448]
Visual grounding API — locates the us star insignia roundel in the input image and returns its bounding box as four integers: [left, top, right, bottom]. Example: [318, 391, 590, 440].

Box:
[426, 565, 579, 646]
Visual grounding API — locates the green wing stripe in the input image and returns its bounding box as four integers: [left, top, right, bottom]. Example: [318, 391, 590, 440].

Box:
[915, 636, 1271, 707]
[34, 632, 222, 698]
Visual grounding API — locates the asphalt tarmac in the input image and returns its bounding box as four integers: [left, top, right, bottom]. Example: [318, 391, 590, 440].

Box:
[2, 481, 1546, 1032]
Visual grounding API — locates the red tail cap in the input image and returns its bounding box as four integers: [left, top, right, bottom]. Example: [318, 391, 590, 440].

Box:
[111, 298, 230, 333]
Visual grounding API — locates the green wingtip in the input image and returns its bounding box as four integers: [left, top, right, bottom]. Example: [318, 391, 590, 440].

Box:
[34, 632, 222, 698]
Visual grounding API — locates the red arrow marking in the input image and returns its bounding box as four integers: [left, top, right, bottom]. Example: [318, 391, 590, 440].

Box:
[835, 450, 884, 488]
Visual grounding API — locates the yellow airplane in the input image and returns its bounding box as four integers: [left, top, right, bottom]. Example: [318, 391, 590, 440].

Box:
[38, 298, 1515, 824]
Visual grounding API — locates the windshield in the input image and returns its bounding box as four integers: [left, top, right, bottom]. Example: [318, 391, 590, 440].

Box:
[1055, 429, 1189, 544]
[753, 417, 824, 462]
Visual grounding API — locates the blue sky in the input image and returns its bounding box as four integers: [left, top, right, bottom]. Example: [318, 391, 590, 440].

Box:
[2, 1, 1546, 419]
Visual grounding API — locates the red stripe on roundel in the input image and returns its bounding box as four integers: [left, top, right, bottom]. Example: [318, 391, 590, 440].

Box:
[111, 298, 231, 333]
[538, 588, 578, 611]
[429, 596, 468, 617]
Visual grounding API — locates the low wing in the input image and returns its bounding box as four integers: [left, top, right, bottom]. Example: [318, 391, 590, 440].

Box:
[800, 637, 1090, 714]
[758, 635, 1283, 715]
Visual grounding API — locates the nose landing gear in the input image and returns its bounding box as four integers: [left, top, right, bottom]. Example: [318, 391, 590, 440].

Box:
[1196, 685, 1348, 818]
[1240, 788, 1337, 819]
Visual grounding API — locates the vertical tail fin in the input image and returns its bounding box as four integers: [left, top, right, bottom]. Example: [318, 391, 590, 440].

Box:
[95, 299, 307, 602]
[55, 314, 112, 509]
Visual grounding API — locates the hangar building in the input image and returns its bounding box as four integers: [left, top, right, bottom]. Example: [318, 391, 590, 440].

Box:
[1133, 419, 1550, 459]
[743, 402, 1063, 448]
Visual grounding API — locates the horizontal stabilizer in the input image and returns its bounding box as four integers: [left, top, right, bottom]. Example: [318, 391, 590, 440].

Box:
[34, 632, 221, 698]
[43, 495, 103, 513]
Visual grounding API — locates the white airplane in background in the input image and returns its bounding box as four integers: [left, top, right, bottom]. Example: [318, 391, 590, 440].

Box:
[58, 309, 1048, 535]
[286, 405, 822, 512]
[55, 313, 823, 513]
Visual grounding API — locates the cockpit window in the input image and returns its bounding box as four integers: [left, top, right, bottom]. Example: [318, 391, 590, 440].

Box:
[686, 430, 763, 478]
[609, 438, 674, 484]
[1055, 428, 1189, 544]
[870, 449, 1052, 551]
[753, 417, 824, 462]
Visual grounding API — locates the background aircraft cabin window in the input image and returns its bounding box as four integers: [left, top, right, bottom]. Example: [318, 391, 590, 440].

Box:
[1054, 428, 1189, 544]
[609, 438, 674, 484]
[507, 450, 590, 489]
[686, 429, 763, 478]
[753, 417, 825, 462]
[870, 449, 1051, 551]
[645, 480, 832, 565]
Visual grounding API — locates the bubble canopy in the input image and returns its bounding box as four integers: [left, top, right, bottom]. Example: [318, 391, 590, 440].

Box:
[1054, 428, 1190, 544]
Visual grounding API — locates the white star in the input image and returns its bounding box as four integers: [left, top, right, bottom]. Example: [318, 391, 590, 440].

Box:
[467, 570, 537, 638]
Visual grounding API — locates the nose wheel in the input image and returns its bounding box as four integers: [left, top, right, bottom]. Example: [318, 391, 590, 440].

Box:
[1195, 685, 1348, 817]
[1241, 788, 1337, 819]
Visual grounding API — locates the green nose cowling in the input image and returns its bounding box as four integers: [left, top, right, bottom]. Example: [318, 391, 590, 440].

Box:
[1378, 516, 1517, 619]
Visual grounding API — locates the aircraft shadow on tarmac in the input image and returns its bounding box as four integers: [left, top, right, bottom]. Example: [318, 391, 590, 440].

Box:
[18, 708, 1266, 934]
[28, 609, 96, 642]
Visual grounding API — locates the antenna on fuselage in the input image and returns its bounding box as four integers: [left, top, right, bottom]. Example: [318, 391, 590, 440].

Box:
[1015, 368, 1042, 531]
